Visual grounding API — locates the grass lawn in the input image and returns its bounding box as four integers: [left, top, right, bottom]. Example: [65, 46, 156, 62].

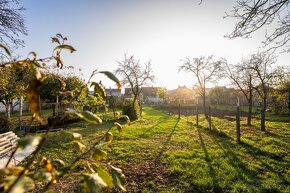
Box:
[29, 107, 290, 192]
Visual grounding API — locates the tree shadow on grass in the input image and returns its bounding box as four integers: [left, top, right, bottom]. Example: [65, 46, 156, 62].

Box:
[155, 119, 180, 161]
[196, 126, 222, 192]
[202, 122, 289, 191]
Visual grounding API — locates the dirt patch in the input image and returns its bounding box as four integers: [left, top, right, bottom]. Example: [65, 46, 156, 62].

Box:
[107, 161, 171, 192]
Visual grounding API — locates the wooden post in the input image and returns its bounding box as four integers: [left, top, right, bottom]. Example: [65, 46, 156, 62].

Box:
[178, 99, 181, 119]
[208, 106, 211, 129]
[56, 95, 59, 116]
[110, 89, 116, 120]
[18, 96, 22, 130]
[236, 98, 241, 144]
[196, 103, 199, 127]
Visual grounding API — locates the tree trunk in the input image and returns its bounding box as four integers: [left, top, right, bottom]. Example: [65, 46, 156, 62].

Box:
[288, 91, 290, 112]
[202, 90, 207, 117]
[5, 99, 11, 121]
[261, 98, 266, 131]
[18, 96, 23, 130]
[247, 80, 253, 126]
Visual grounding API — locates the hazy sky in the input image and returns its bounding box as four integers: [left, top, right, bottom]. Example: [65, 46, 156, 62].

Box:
[18, 0, 289, 89]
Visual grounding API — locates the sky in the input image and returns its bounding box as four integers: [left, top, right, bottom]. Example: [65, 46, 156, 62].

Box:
[18, 0, 290, 90]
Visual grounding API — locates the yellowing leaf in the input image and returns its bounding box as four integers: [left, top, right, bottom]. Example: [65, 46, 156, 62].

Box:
[91, 82, 106, 100]
[97, 167, 113, 188]
[74, 141, 86, 152]
[119, 115, 131, 125]
[81, 111, 102, 124]
[99, 71, 121, 89]
[18, 136, 42, 150]
[82, 173, 107, 193]
[3, 176, 35, 193]
[54, 44, 76, 53]
[114, 122, 122, 132]
[109, 164, 126, 191]
[27, 79, 43, 123]
[105, 132, 113, 143]
[92, 148, 107, 160]
[71, 132, 82, 140]
[0, 167, 24, 177]
[51, 37, 60, 44]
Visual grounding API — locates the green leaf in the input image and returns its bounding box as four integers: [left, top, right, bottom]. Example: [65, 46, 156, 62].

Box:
[99, 71, 121, 89]
[54, 44, 76, 53]
[18, 136, 42, 150]
[92, 148, 107, 160]
[82, 173, 107, 193]
[2, 176, 35, 193]
[114, 122, 122, 132]
[0, 43, 11, 57]
[81, 111, 102, 124]
[119, 115, 131, 125]
[91, 82, 106, 100]
[74, 141, 86, 152]
[109, 164, 126, 191]
[97, 167, 113, 188]
[52, 159, 65, 167]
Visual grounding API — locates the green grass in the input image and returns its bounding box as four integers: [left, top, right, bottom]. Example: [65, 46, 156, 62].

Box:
[29, 107, 290, 192]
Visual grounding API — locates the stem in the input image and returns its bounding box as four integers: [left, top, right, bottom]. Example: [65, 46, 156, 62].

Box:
[40, 124, 115, 193]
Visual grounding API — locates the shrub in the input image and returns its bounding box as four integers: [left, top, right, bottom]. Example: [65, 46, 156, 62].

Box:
[122, 99, 140, 120]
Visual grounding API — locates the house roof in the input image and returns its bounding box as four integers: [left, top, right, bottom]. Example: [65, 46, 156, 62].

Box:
[141, 87, 160, 97]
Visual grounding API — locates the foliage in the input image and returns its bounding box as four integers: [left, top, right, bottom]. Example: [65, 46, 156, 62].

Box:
[0, 66, 30, 120]
[0, 34, 123, 193]
[157, 87, 167, 102]
[84, 94, 105, 113]
[122, 99, 140, 121]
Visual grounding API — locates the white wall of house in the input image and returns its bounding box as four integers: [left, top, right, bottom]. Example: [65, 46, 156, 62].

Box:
[0, 100, 28, 113]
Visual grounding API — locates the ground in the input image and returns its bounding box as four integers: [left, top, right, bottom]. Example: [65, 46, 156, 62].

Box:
[23, 107, 290, 192]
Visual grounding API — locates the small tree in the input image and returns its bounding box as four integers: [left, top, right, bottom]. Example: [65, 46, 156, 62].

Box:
[0, 66, 28, 121]
[157, 87, 167, 103]
[224, 60, 254, 126]
[115, 55, 154, 119]
[180, 55, 222, 115]
[246, 52, 282, 131]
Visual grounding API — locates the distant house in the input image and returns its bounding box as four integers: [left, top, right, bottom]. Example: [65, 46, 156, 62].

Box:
[141, 87, 160, 104]
[123, 87, 161, 104]
[105, 89, 122, 97]
[167, 86, 196, 103]
[124, 88, 133, 99]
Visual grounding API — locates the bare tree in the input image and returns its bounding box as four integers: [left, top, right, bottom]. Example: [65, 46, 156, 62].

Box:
[0, 0, 27, 49]
[115, 55, 154, 118]
[180, 55, 222, 115]
[226, 0, 290, 52]
[224, 60, 254, 126]
[246, 52, 282, 131]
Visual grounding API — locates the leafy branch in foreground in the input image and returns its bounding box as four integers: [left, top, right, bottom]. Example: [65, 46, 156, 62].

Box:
[0, 35, 125, 192]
